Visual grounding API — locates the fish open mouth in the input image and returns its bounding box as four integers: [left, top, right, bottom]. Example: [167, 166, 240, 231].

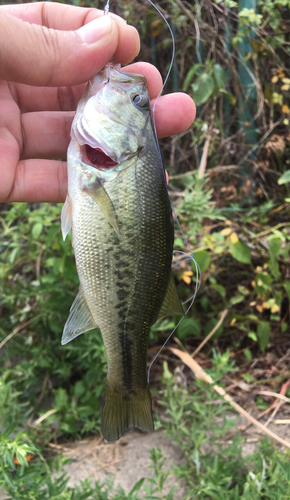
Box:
[84, 144, 118, 170]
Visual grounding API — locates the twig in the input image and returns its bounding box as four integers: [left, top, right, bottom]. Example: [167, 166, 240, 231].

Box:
[32, 408, 58, 427]
[168, 165, 239, 181]
[257, 391, 290, 404]
[0, 313, 43, 350]
[168, 347, 290, 450]
[265, 399, 284, 428]
[191, 310, 228, 358]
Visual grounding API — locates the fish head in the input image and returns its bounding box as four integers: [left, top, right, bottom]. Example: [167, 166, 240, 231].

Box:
[69, 65, 153, 180]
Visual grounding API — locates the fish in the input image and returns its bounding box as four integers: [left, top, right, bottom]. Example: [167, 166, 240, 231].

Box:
[61, 64, 183, 442]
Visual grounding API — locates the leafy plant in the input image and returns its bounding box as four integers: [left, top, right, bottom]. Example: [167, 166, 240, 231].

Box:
[159, 364, 290, 499]
[175, 172, 224, 242]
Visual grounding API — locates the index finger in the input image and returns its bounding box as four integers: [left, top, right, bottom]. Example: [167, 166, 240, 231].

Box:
[0, 2, 123, 31]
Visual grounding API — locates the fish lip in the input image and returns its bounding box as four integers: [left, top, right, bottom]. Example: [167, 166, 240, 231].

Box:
[73, 116, 140, 168]
[74, 118, 119, 163]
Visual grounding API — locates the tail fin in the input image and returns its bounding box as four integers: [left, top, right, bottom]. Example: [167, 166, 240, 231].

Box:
[102, 383, 154, 442]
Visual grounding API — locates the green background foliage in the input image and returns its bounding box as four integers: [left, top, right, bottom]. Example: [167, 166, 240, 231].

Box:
[0, 0, 290, 498]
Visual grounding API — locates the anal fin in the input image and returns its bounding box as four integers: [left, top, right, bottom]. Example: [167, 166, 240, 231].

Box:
[62, 287, 98, 345]
[157, 273, 184, 320]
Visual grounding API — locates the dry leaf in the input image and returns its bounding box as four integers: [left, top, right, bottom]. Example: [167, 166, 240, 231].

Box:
[230, 232, 239, 244]
[220, 227, 232, 236]
[181, 270, 193, 285]
[14, 454, 35, 466]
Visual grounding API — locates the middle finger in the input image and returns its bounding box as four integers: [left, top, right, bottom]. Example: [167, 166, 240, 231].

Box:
[21, 92, 194, 160]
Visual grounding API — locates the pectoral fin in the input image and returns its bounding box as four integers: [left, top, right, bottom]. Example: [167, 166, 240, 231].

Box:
[83, 179, 119, 236]
[62, 287, 98, 345]
[61, 194, 72, 241]
[157, 273, 184, 320]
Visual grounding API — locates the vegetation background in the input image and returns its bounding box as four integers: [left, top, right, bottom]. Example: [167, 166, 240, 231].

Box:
[0, 0, 290, 498]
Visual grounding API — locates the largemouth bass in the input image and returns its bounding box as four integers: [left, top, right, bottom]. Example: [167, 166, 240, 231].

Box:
[61, 64, 183, 442]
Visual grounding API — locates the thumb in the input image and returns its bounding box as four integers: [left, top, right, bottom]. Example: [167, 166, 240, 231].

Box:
[0, 12, 135, 86]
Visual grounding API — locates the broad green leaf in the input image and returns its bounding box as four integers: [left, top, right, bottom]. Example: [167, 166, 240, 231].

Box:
[182, 64, 203, 92]
[193, 250, 211, 274]
[284, 281, 290, 299]
[9, 246, 19, 264]
[248, 331, 257, 341]
[210, 283, 226, 299]
[55, 388, 68, 410]
[257, 321, 271, 352]
[230, 241, 251, 264]
[176, 317, 201, 341]
[213, 64, 226, 91]
[191, 74, 215, 106]
[244, 348, 252, 361]
[268, 237, 281, 259]
[229, 294, 245, 305]
[278, 170, 290, 185]
[32, 222, 43, 239]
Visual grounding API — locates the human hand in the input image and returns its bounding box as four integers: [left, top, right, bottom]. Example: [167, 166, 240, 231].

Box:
[0, 2, 196, 203]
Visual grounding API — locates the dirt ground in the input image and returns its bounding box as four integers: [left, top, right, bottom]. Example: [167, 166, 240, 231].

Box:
[1, 411, 290, 499]
[58, 430, 186, 496]
[0, 430, 186, 500]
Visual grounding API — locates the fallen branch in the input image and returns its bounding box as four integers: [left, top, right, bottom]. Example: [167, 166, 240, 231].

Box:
[191, 309, 228, 358]
[168, 347, 290, 450]
[0, 313, 43, 350]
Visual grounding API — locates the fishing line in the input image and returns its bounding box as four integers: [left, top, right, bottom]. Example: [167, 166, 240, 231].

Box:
[104, 0, 110, 15]
[142, 1, 200, 495]
[141, 4, 201, 495]
[144, 2, 201, 369]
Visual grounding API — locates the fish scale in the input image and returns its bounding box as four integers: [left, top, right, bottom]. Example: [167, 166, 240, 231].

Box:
[61, 65, 183, 441]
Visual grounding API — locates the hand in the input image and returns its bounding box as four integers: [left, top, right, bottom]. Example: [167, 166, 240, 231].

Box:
[0, 2, 196, 203]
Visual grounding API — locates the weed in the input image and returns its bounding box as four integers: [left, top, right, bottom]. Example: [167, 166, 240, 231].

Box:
[159, 361, 290, 499]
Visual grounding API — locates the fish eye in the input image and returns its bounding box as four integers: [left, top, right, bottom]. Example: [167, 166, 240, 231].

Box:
[132, 93, 149, 110]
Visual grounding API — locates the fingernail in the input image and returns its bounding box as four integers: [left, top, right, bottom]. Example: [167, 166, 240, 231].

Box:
[77, 16, 112, 44]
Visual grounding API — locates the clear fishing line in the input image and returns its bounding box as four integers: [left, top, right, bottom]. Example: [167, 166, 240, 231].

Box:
[144, 1, 201, 375]
[142, 1, 201, 497]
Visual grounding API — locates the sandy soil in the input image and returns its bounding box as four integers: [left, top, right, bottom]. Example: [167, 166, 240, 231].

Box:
[1, 414, 290, 499]
[0, 430, 186, 500]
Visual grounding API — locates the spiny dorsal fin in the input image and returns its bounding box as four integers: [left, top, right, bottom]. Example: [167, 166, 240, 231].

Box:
[62, 287, 98, 345]
[83, 179, 119, 236]
[157, 273, 184, 320]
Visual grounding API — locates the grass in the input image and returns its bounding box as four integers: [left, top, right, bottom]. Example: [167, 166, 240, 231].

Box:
[1, 358, 290, 499]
